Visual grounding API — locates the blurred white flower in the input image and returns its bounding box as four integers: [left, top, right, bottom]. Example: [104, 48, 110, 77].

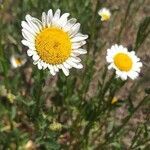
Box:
[10, 55, 26, 68]
[21, 9, 88, 76]
[98, 8, 111, 21]
[24, 140, 36, 150]
[0, 85, 7, 96]
[106, 44, 143, 80]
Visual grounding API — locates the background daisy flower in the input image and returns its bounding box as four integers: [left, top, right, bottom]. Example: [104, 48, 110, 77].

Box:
[10, 54, 27, 68]
[106, 44, 143, 80]
[21, 9, 88, 76]
[98, 8, 111, 21]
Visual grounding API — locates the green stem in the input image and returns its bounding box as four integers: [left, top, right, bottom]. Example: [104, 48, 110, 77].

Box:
[129, 125, 142, 149]
[117, 0, 135, 43]
[101, 95, 150, 147]
[132, 138, 150, 149]
[100, 71, 116, 102]
[82, 72, 116, 146]
[34, 70, 45, 117]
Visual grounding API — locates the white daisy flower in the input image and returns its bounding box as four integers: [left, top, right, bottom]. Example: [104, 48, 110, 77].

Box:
[21, 9, 88, 76]
[106, 44, 143, 80]
[98, 8, 111, 21]
[10, 55, 27, 68]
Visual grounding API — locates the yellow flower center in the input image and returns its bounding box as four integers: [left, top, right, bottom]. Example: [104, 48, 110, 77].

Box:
[114, 53, 132, 71]
[101, 13, 110, 21]
[15, 58, 22, 65]
[35, 28, 71, 65]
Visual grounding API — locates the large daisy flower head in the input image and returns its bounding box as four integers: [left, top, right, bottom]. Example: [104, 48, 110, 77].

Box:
[21, 9, 88, 76]
[106, 44, 143, 80]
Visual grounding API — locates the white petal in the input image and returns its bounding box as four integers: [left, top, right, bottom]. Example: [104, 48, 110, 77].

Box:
[22, 29, 35, 42]
[137, 62, 142, 67]
[66, 59, 83, 69]
[30, 19, 41, 33]
[63, 18, 77, 32]
[71, 34, 88, 42]
[69, 57, 81, 63]
[108, 64, 113, 70]
[22, 28, 35, 39]
[75, 63, 83, 69]
[42, 62, 48, 70]
[37, 62, 43, 70]
[58, 13, 70, 27]
[21, 21, 36, 36]
[128, 71, 139, 80]
[47, 9, 53, 27]
[42, 12, 47, 28]
[73, 49, 87, 55]
[52, 9, 61, 27]
[130, 51, 135, 55]
[54, 9, 61, 19]
[27, 49, 36, 56]
[32, 54, 40, 61]
[54, 9, 61, 18]
[25, 14, 32, 21]
[53, 65, 59, 72]
[69, 23, 80, 37]
[60, 64, 69, 76]
[71, 53, 77, 57]
[33, 59, 40, 65]
[120, 73, 128, 80]
[21, 40, 34, 47]
[25, 15, 39, 33]
[72, 41, 86, 49]
[106, 55, 113, 63]
[32, 18, 43, 30]
[48, 65, 56, 76]
[63, 62, 72, 69]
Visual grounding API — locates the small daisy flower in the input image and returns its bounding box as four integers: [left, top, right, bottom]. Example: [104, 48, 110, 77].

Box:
[106, 44, 143, 80]
[21, 9, 88, 76]
[10, 55, 26, 68]
[98, 8, 111, 21]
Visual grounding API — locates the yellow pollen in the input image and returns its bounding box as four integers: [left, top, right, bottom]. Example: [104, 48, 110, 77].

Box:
[15, 58, 22, 65]
[101, 14, 110, 21]
[35, 28, 71, 65]
[114, 53, 132, 71]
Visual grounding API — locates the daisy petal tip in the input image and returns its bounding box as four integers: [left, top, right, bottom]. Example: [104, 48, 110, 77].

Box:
[77, 64, 83, 69]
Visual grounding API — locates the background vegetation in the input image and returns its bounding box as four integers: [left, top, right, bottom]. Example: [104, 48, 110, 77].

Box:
[0, 0, 150, 149]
